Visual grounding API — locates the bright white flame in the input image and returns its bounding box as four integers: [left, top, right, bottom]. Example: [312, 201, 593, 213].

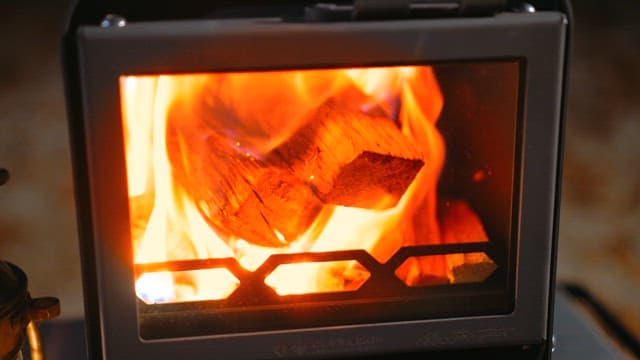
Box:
[120, 77, 157, 197]
[136, 272, 174, 304]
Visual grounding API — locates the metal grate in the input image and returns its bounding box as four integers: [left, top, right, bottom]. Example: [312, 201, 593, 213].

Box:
[135, 242, 497, 309]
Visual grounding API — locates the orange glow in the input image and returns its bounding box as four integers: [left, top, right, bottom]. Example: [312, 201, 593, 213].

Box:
[120, 66, 489, 304]
[265, 260, 370, 295]
[136, 269, 239, 304]
[395, 252, 496, 287]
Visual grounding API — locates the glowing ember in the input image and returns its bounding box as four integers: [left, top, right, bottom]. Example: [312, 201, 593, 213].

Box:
[120, 66, 490, 304]
[395, 252, 496, 287]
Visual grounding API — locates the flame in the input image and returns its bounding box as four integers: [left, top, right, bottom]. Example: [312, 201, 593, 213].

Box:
[265, 260, 370, 296]
[123, 76, 237, 302]
[120, 65, 487, 303]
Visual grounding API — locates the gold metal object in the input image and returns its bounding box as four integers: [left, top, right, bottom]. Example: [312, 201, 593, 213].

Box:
[26, 322, 43, 360]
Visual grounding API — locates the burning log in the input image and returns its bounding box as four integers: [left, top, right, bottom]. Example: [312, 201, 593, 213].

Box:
[193, 70, 352, 155]
[272, 101, 425, 209]
[449, 252, 497, 284]
[167, 92, 425, 247]
[166, 99, 324, 248]
[440, 200, 497, 284]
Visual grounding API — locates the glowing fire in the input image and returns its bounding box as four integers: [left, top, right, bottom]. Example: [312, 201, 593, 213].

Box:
[120, 66, 490, 303]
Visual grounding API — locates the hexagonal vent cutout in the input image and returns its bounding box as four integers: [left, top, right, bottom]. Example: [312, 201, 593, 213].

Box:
[264, 260, 370, 296]
[395, 252, 496, 287]
[136, 268, 240, 304]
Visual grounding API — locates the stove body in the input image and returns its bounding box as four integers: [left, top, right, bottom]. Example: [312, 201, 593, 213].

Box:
[63, 1, 571, 358]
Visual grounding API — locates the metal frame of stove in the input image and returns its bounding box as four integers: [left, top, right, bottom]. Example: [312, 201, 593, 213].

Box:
[63, 2, 571, 359]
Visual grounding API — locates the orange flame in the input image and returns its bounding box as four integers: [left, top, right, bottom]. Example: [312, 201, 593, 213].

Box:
[120, 66, 467, 302]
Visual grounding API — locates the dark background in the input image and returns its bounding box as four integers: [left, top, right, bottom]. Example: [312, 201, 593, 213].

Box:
[0, 0, 638, 345]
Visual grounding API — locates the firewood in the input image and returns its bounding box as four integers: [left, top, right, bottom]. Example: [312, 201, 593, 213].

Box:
[166, 93, 423, 246]
[272, 100, 425, 209]
[166, 98, 324, 248]
[194, 70, 350, 155]
[449, 252, 497, 284]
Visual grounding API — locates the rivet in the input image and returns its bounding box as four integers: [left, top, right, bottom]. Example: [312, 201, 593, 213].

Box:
[512, 3, 536, 13]
[100, 14, 127, 28]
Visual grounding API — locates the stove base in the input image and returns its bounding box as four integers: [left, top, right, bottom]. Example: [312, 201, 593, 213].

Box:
[24, 288, 626, 360]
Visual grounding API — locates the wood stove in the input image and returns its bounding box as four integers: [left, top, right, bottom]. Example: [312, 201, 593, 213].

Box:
[63, 0, 571, 358]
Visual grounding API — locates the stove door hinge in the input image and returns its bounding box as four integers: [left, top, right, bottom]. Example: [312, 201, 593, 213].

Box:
[305, 0, 508, 21]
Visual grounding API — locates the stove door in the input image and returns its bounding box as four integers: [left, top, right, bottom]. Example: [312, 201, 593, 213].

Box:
[69, 11, 567, 359]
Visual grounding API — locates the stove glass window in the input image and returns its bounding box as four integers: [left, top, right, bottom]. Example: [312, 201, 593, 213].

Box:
[119, 61, 521, 339]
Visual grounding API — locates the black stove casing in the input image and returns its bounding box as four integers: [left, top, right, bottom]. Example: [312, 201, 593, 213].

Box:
[63, 1, 572, 359]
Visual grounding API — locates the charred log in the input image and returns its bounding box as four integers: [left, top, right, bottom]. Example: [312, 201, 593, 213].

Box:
[272, 101, 424, 209]
[166, 98, 324, 248]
